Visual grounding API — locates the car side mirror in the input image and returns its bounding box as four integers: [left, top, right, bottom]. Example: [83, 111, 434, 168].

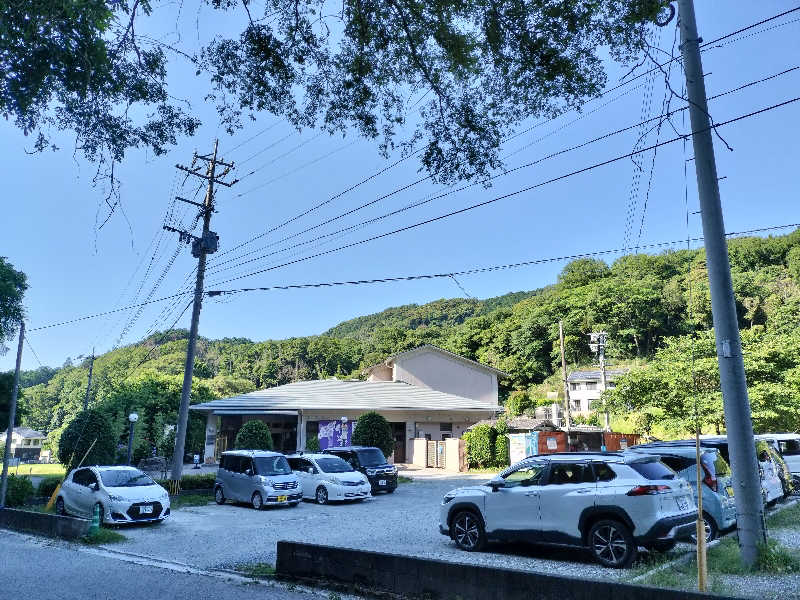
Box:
[245, 468, 253, 477]
[90, 482, 99, 492]
[307, 467, 314, 474]
[488, 476, 505, 492]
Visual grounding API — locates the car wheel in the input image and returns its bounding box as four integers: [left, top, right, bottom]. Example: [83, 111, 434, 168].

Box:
[451, 510, 486, 552]
[55, 497, 66, 516]
[588, 520, 636, 568]
[649, 540, 676, 553]
[315, 486, 329, 505]
[214, 487, 226, 505]
[251, 492, 264, 510]
[690, 513, 718, 544]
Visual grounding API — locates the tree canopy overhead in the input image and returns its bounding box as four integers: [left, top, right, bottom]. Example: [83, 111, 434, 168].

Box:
[0, 257, 27, 353]
[3, 0, 669, 210]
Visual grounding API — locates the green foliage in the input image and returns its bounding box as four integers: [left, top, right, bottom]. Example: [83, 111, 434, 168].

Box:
[37, 475, 63, 498]
[170, 494, 212, 509]
[708, 537, 800, 575]
[0, 257, 27, 351]
[236, 562, 276, 579]
[58, 409, 116, 470]
[81, 529, 127, 545]
[505, 391, 534, 417]
[463, 424, 495, 468]
[305, 435, 321, 452]
[234, 420, 274, 451]
[494, 434, 510, 467]
[558, 258, 610, 288]
[0, 372, 26, 430]
[155, 473, 216, 491]
[3, 474, 34, 507]
[352, 411, 393, 457]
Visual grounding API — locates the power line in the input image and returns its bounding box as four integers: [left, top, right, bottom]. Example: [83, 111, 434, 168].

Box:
[205, 223, 800, 297]
[226, 120, 283, 153]
[209, 96, 800, 286]
[206, 68, 800, 280]
[23, 335, 44, 368]
[236, 132, 295, 166]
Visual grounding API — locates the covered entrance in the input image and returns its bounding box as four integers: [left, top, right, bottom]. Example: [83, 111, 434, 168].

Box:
[214, 411, 299, 459]
[391, 422, 406, 463]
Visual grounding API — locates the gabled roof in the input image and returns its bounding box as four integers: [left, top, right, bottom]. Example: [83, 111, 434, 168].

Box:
[365, 344, 508, 377]
[190, 378, 501, 413]
[567, 369, 628, 382]
[10, 427, 45, 439]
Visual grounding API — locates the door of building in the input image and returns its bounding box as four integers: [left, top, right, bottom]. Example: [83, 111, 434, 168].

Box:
[391, 423, 406, 463]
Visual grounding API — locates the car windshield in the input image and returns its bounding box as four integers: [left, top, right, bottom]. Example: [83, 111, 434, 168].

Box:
[356, 449, 386, 466]
[315, 457, 354, 473]
[254, 456, 292, 476]
[99, 469, 155, 488]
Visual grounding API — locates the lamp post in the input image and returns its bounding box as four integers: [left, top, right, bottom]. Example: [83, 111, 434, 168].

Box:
[126, 413, 139, 466]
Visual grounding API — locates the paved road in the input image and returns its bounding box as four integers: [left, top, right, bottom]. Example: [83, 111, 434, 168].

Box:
[0, 532, 319, 600]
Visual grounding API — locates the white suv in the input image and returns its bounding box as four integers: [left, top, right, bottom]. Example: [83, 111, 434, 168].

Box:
[439, 453, 697, 568]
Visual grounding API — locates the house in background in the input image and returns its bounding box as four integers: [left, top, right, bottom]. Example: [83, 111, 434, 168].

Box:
[191, 345, 506, 464]
[5, 427, 46, 462]
[534, 368, 629, 424]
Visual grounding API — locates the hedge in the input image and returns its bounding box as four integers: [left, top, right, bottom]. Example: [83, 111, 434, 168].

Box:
[494, 434, 510, 467]
[352, 411, 394, 457]
[37, 475, 64, 498]
[305, 435, 321, 452]
[234, 420, 273, 451]
[464, 424, 495, 468]
[4, 474, 34, 507]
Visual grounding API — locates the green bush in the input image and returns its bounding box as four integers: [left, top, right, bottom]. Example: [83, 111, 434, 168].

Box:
[505, 391, 534, 417]
[37, 475, 63, 498]
[305, 435, 321, 452]
[58, 409, 116, 470]
[351, 411, 394, 457]
[234, 420, 273, 450]
[464, 424, 495, 468]
[494, 433, 510, 467]
[4, 474, 34, 507]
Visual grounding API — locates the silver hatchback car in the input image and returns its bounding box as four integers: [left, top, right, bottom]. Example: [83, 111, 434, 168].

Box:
[214, 450, 302, 509]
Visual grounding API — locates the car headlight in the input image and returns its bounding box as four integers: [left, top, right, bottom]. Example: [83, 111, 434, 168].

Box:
[366, 468, 377, 476]
[390, 466, 398, 474]
[108, 494, 125, 502]
[260, 477, 274, 487]
[442, 493, 456, 505]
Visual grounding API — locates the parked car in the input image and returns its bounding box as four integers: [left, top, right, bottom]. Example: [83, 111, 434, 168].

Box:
[287, 453, 371, 504]
[756, 434, 800, 491]
[628, 446, 736, 542]
[57, 465, 170, 524]
[214, 450, 301, 509]
[438, 452, 697, 568]
[323, 446, 398, 493]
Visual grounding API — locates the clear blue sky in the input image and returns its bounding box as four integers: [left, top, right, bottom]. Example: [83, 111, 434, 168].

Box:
[2, 2, 799, 370]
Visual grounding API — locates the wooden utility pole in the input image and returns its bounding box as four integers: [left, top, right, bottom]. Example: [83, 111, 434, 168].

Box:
[678, 0, 766, 566]
[558, 321, 571, 435]
[0, 323, 24, 507]
[83, 348, 94, 410]
[166, 140, 237, 491]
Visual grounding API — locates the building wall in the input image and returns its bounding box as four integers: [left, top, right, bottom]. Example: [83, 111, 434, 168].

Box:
[392, 350, 499, 405]
[366, 364, 393, 382]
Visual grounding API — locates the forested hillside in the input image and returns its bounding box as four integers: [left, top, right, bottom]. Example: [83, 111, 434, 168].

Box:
[10, 229, 800, 457]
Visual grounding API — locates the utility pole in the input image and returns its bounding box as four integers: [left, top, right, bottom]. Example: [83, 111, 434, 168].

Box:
[166, 140, 237, 492]
[1, 323, 24, 507]
[558, 321, 571, 435]
[678, 0, 766, 565]
[83, 348, 94, 410]
[589, 331, 609, 432]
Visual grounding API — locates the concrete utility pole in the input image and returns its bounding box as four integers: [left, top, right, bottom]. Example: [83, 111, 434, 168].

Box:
[166, 140, 237, 491]
[0, 322, 24, 507]
[589, 331, 609, 431]
[678, 0, 766, 565]
[83, 348, 94, 410]
[558, 321, 572, 434]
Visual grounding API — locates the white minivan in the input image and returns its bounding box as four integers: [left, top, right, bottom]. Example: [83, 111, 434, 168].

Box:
[287, 453, 371, 504]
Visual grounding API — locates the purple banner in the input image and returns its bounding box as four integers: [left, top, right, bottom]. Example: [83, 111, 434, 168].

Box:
[317, 420, 355, 450]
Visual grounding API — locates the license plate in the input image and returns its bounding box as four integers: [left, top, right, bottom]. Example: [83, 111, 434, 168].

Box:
[378, 479, 386, 486]
[726, 486, 734, 497]
[676, 496, 689, 511]
[140, 505, 153, 514]
[276, 495, 287, 502]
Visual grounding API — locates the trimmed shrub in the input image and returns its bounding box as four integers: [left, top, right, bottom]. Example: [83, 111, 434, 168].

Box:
[352, 411, 393, 457]
[494, 433, 510, 467]
[58, 409, 116, 470]
[234, 420, 273, 450]
[37, 475, 63, 498]
[464, 424, 495, 468]
[505, 391, 534, 417]
[5, 474, 34, 507]
[305, 435, 321, 452]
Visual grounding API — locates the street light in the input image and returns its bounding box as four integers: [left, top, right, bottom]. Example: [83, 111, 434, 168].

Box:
[126, 412, 139, 466]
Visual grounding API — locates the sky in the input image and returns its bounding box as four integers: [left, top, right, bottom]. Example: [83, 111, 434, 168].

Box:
[2, 2, 799, 371]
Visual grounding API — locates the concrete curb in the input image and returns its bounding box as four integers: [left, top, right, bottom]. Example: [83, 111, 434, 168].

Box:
[0, 507, 90, 540]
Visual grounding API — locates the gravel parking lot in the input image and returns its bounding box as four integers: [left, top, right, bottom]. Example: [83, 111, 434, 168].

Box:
[117, 475, 692, 581]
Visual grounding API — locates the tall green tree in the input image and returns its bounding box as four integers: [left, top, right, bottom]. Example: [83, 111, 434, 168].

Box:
[0, 257, 26, 353]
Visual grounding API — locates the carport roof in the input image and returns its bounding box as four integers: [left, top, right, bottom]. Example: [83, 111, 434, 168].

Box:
[190, 379, 500, 413]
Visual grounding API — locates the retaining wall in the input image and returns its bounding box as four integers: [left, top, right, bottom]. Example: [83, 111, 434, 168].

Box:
[275, 541, 734, 600]
[0, 507, 90, 540]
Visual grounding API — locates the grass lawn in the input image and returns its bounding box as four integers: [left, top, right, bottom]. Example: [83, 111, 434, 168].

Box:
[12, 463, 66, 477]
[398, 475, 413, 483]
[170, 494, 212, 509]
[235, 562, 275, 578]
[81, 529, 127, 545]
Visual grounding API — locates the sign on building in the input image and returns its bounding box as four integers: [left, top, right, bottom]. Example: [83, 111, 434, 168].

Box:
[317, 420, 356, 450]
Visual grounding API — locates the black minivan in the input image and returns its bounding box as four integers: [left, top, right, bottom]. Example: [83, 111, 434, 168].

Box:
[323, 446, 398, 493]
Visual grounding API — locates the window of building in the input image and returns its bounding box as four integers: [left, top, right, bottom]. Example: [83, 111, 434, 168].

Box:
[607, 381, 616, 389]
[585, 382, 597, 390]
[570, 382, 579, 391]
[440, 423, 453, 432]
[542, 408, 552, 420]
[571, 400, 581, 411]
